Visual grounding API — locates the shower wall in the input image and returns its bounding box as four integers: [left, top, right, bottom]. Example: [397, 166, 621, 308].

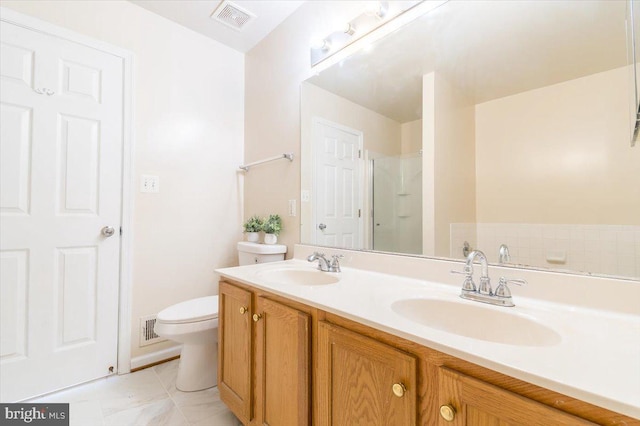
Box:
[372, 154, 422, 254]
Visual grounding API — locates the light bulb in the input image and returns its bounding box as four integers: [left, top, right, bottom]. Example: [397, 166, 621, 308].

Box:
[364, 1, 387, 18]
[310, 38, 331, 51]
[341, 23, 355, 36]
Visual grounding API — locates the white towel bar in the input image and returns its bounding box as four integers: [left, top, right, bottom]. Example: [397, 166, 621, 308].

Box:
[239, 153, 294, 172]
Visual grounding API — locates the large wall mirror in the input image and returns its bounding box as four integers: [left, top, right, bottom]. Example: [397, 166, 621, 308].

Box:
[301, 0, 640, 280]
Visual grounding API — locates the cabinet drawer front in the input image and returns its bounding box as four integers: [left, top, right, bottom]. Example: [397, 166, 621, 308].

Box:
[438, 368, 598, 426]
[218, 281, 253, 423]
[317, 321, 417, 426]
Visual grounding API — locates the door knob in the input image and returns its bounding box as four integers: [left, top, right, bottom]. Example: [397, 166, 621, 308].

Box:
[439, 404, 456, 422]
[392, 383, 406, 397]
[239, 306, 248, 314]
[101, 226, 116, 237]
[318, 223, 327, 230]
[252, 313, 262, 322]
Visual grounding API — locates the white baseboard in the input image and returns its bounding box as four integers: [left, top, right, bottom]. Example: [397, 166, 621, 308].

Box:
[130, 345, 182, 371]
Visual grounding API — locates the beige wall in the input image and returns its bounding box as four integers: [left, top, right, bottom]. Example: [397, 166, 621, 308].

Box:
[300, 82, 402, 245]
[433, 73, 477, 257]
[476, 66, 640, 225]
[422, 73, 436, 255]
[244, 2, 370, 256]
[3, 1, 245, 360]
[423, 73, 477, 257]
[401, 119, 423, 154]
[301, 83, 401, 157]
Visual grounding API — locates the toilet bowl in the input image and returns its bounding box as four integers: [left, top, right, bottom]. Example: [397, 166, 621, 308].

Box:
[153, 242, 286, 392]
[154, 295, 218, 392]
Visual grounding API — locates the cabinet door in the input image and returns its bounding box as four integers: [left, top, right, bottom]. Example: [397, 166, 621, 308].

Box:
[254, 297, 311, 426]
[317, 321, 417, 426]
[438, 368, 597, 426]
[218, 282, 253, 424]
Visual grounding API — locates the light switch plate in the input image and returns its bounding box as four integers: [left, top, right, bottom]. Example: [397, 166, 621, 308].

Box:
[141, 175, 159, 193]
[288, 199, 297, 216]
[301, 190, 310, 202]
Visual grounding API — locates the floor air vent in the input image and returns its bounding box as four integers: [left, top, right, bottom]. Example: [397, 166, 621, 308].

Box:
[211, 0, 256, 31]
[139, 315, 165, 347]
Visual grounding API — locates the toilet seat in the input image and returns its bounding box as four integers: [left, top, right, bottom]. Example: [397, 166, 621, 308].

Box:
[157, 295, 218, 324]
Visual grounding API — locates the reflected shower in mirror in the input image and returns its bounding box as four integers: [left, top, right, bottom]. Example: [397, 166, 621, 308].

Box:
[371, 151, 422, 255]
[301, 0, 640, 279]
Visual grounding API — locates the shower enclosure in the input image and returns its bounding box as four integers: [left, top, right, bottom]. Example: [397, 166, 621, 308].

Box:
[370, 152, 422, 254]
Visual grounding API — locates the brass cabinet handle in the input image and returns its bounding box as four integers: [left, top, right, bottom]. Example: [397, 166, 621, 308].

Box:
[392, 383, 406, 398]
[439, 404, 456, 422]
[239, 306, 247, 314]
[252, 313, 262, 322]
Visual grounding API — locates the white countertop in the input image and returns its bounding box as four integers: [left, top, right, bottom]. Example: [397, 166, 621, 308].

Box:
[216, 259, 640, 419]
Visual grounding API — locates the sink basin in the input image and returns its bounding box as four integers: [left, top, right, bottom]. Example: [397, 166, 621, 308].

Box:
[257, 268, 339, 286]
[391, 298, 561, 347]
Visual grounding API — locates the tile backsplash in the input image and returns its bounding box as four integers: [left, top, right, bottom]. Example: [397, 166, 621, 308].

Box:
[451, 223, 640, 279]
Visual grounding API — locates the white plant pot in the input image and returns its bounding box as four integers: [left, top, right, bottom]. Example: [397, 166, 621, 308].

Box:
[264, 233, 278, 245]
[246, 232, 259, 243]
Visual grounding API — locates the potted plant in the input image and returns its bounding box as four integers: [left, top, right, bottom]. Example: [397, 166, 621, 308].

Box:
[262, 214, 282, 244]
[243, 215, 263, 242]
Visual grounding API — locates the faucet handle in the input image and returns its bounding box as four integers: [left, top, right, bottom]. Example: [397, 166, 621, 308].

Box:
[329, 254, 344, 272]
[450, 264, 473, 276]
[495, 277, 527, 298]
[450, 269, 476, 292]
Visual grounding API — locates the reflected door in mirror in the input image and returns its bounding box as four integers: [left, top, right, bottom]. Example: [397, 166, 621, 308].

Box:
[313, 118, 363, 249]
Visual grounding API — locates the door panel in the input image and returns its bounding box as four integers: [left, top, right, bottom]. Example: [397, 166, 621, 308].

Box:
[0, 102, 31, 215]
[0, 250, 28, 361]
[313, 119, 362, 248]
[57, 114, 100, 214]
[0, 20, 124, 402]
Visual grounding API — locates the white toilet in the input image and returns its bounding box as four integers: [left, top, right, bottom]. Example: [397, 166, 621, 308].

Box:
[237, 241, 287, 265]
[154, 242, 286, 392]
[155, 296, 219, 391]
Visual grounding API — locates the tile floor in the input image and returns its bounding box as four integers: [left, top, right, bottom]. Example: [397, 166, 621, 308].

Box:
[29, 359, 241, 426]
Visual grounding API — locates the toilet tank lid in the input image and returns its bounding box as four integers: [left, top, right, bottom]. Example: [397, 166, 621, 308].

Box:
[157, 295, 218, 324]
[237, 241, 287, 255]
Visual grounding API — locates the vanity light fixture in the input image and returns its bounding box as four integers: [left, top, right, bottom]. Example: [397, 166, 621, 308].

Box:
[310, 0, 410, 66]
[341, 23, 356, 36]
[364, 1, 388, 19]
[311, 37, 331, 52]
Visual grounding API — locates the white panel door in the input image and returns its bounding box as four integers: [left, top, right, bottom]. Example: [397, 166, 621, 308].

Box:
[0, 21, 124, 401]
[313, 119, 363, 249]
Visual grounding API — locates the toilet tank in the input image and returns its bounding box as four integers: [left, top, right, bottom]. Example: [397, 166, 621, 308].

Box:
[237, 242, 287, 265]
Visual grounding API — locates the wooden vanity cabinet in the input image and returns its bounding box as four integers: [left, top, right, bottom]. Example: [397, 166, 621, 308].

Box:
[254, 295, 310, 425]
[317, 321, 417, 426]
[218, 280, 311, 426]
[437, 367, 596, 426]
[219, 279, 638, 426]
[218, 281, 253, 424]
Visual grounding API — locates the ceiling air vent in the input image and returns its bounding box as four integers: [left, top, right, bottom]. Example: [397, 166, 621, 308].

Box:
[211, 1, 256, 32]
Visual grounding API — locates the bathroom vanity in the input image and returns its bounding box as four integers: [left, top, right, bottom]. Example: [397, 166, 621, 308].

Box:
[215, 248, 640, 426]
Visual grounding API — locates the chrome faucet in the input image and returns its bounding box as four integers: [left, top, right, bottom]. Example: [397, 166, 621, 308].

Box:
[307, 252, 343, 272]
[465, 250, 492, 295]
[451, 249, 527, 307]
[498, 244, 511, 264]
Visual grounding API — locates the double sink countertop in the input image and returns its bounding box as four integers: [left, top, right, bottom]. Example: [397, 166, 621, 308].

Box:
[216, 258, 640, 419]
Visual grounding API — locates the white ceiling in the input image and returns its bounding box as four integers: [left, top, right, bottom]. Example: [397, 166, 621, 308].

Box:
[129, 0, 305, 52]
